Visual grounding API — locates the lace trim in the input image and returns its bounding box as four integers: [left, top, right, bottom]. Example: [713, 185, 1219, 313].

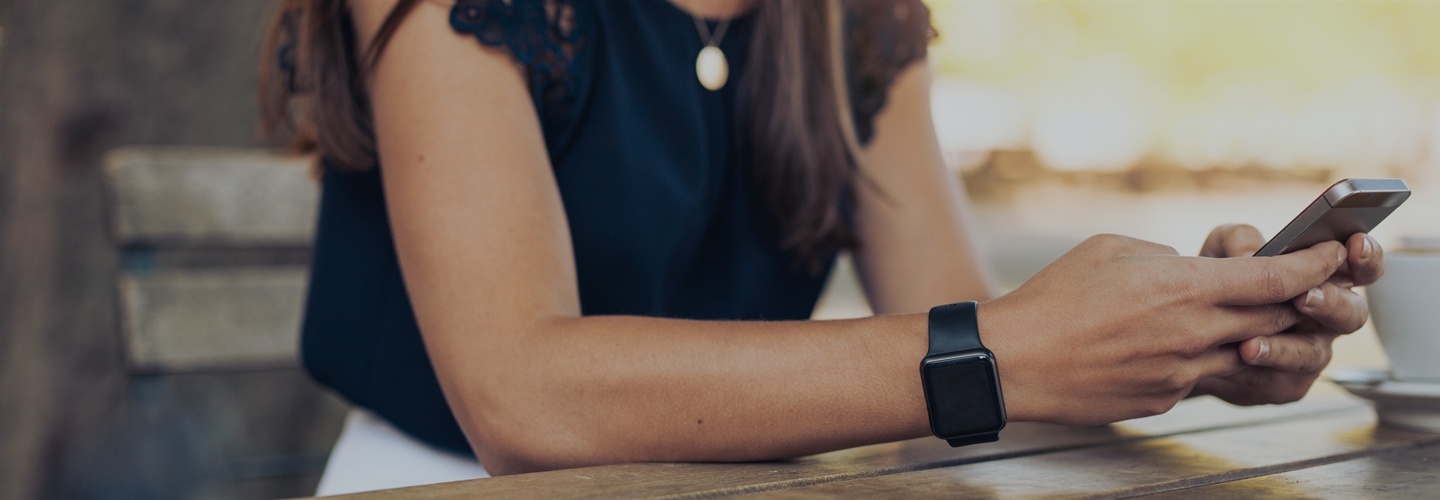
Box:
[847, 0, 936, 144]
[450, 0, 585, 137]
[444, 0, 929, 147]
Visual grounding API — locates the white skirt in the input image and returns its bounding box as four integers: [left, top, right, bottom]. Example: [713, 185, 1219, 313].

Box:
[315, 409, 490, 496]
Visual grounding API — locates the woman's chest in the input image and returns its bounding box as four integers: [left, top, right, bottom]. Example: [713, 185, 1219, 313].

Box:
[545, 5, 757, 273]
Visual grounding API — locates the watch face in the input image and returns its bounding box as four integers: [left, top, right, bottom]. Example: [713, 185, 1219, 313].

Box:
[922, 353, 1005, 438]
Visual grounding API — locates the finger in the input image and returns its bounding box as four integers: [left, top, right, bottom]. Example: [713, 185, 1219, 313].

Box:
[1346, 233, 1385, 286]
[1212, 304, 1303, 344]
[1287, 315, 1345, 335]
[1238, 332, 1336, 373]
[1293, 281, 1369, 334]
[1119, 234, 1180, 256]
[1192, 369, 1278, 404]
[1194, 369, 1315, 406]
[1226, 225, 1266, 258]
[1200, 224, 1266, 258]
[1326, 268, 1355, 289]
[1203, 240, 1347, 306]
[1191, 376, 1251, 404]
[1191, 344, 1248, 380]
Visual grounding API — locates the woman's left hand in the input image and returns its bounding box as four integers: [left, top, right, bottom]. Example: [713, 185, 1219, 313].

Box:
[1191, 224, 1384, 405]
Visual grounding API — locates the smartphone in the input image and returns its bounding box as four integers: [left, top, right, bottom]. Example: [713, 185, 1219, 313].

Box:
[1253, 178, 1411, 257]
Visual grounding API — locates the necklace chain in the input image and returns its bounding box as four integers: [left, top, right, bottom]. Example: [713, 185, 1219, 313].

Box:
[692, 16, 731, 47]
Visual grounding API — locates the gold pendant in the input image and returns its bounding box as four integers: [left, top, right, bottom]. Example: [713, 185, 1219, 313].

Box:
[696, 45, 728, 91]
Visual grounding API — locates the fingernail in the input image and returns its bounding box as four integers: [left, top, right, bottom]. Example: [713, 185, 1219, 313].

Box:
[1362, 236, 1374, 259]
[1304, 287, 1324, 308]
[1336, 246, 1346, 265]
[1253, 338, 1270, 363]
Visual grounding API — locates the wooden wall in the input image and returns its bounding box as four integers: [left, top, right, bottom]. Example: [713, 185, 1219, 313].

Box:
[0, 1, 348, 498]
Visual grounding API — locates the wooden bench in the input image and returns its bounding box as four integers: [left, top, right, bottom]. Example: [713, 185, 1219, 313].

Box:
[101, 146, 346, 496]
[106, 146, 318, 372]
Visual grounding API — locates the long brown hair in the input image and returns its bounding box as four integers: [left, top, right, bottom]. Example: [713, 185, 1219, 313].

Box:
[260, 0, 868, 265]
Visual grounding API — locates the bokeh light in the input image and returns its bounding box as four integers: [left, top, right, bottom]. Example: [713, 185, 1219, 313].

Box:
[928, 0, 1440, 178]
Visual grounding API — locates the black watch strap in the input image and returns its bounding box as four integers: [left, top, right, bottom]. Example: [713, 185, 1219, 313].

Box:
[927, 301, 984, 356]
[946, 433, 1000, 447]
[923, 301, 1005, 447]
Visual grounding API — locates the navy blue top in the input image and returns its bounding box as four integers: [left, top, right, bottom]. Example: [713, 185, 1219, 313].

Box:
[300, 0, 932, 455]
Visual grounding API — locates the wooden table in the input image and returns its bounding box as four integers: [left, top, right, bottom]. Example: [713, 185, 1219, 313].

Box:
[330, 385, 1440, 499]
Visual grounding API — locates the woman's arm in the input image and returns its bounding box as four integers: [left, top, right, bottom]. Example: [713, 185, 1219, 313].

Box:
[351, 1, 1349, 476]
[355, 1, 935, 474]
[850, 62, 996, 314]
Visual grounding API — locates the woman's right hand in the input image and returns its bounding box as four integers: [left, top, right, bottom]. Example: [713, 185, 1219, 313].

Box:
[978, 234, 1347, 426]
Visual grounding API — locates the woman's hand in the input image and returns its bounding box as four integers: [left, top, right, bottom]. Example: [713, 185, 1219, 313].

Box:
[978, 234, 1347, 426]
[1190, 225, 1383, 405]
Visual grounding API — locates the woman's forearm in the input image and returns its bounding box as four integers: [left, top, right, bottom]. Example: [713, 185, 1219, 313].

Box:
[354, 11, 949, 474]
[440, 235, 1360, 476]
[437, 313, 941, 475]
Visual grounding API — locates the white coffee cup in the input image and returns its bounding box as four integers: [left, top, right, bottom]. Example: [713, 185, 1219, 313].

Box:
[1367, 242, 1440, 382]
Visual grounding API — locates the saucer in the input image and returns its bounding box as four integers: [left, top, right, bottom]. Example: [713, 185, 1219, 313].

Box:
[1329, 367, 1440, 433]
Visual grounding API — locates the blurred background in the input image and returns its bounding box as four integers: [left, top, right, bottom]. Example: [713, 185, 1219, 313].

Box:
[0, 1, 1436, 498]
[817, 0, 1440, 366]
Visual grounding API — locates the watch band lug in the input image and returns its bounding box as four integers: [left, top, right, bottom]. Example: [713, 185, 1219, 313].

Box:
[945, 433, 999, 448]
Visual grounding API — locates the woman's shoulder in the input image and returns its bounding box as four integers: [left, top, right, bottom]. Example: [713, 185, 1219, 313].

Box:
[846, 0, 934, 63]
[448, 0, 592, 146]
[846, 0, 936, 143]
[449, 0, 583, 64]
[449, 0, 587, 89]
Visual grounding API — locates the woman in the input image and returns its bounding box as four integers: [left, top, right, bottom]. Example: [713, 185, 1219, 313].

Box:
[261, 0, 1382, 494]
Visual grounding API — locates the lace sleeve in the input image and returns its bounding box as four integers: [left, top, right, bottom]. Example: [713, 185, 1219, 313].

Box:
[846, 0, 937, 144]
[449, 0, 588, 142]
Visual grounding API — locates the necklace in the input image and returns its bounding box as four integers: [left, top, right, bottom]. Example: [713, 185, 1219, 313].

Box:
[692, 15, 733, 91]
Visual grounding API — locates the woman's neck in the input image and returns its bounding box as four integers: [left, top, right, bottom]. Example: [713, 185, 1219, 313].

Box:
[667, 0, 757, 19]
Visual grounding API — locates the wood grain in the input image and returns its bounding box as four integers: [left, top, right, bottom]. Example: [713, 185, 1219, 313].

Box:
[118, 267, 308, 372]
[104, 147, 318, 248]
[751, 402, 1436, 498]
[1150, 438, 1440, 499]
[327, 389, 1369, 499]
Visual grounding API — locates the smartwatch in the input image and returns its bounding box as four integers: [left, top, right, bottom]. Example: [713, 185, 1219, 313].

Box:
[919, 301, 1006, 447]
